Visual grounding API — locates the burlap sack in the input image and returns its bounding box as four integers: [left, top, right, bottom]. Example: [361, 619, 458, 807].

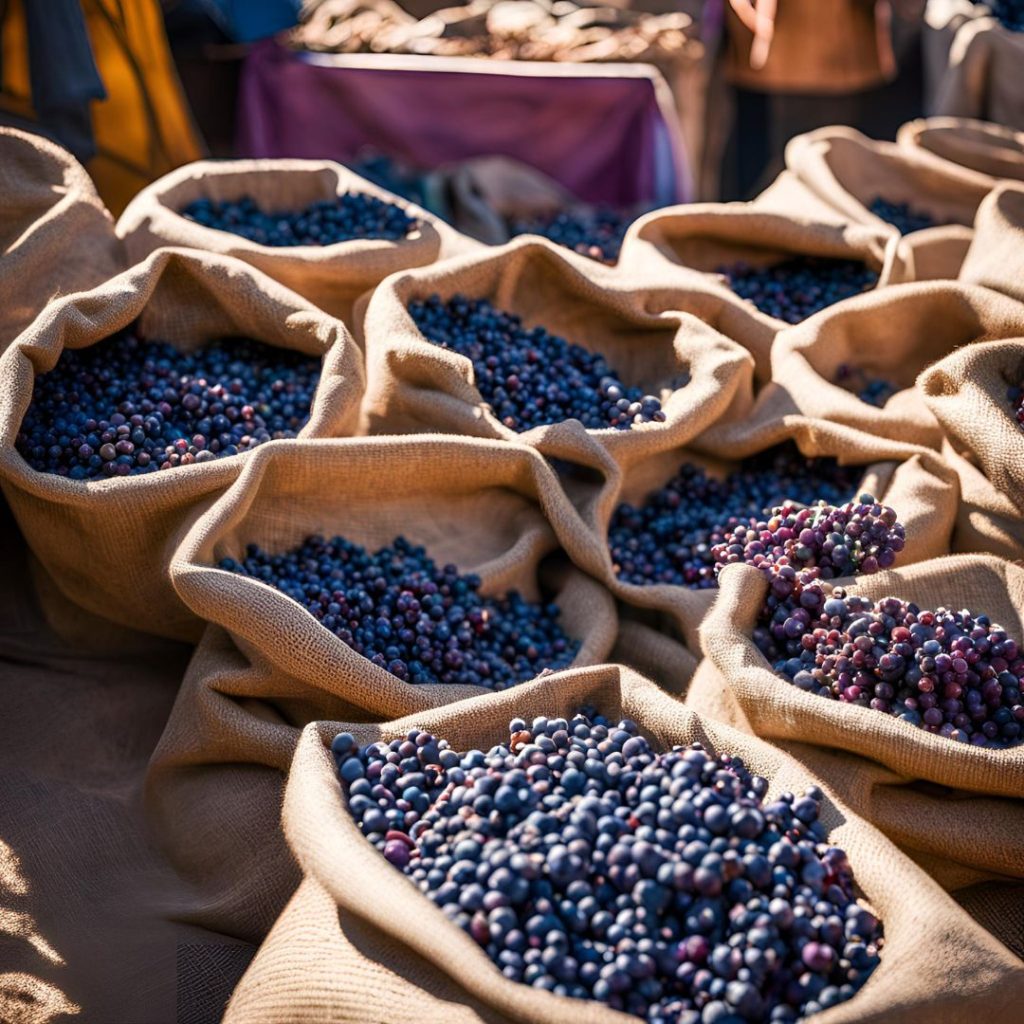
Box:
[223, 665, 1024, 1024]
[116, 159, 473, 326]
[169, 434, 617, 720]
[557, 408, 959, 651]
[0, 247, 363, 642]
[0, 127, 124, 353]
[769, 279, 1024, 449]
[958, 182, 1024, 304]
[358, 236, 757, 472]
[617, 203, 902, 381]
[924, 0, 1024, 132]
[784, 126, 993, 280]
[919, 334, 1024, 555]
[703, 554, 1024, 799]
[897, 116, 1024, 185]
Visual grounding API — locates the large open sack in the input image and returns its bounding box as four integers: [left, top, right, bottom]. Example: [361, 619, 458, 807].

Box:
[897, 116, 1024, 185]
[784, 126, 993, 280]
[169, 435, 617, 720]
[0, 127, 123, 352]
[617, 203, 902, 381]
[0, 248, 363, 642]
[923, 0, 1024, 132]
[768, 280, 1024, 449]
[116, 159, 472, 328]
[559, 411, 958, 652]
[919, 335, 1024, 557]
[222, 665, 1024, 1023]
[358, 236, 756, 474]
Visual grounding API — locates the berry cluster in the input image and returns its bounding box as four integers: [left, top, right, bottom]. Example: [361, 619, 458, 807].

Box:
[334, 712, 884, 1023]
[719, 258, 878, 324]
[408, 295, 665, 431]
[867, 198, 938, 235]
[712, 496, 905, 583]
[17, 331, 320, 479]
[220, 535, 578, 689]
[979, 0, 1024, 31]
[509, 208, 631, 265]
[350, 154, 430, 210]
[755, 586, 1024, 748]
[609, 446, 862, 588]
[180, 192, 417, 246]
[1008, 382, 1024, 427]
[834, 364, 898, 408]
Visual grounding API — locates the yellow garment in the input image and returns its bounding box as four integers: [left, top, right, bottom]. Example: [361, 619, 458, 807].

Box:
[0, 0, 203, 213]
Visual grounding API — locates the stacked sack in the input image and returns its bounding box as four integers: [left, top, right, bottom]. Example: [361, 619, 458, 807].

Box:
[3, 122, 1024, 1024]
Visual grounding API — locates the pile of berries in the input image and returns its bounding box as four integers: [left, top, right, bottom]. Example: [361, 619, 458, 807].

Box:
[834, 365, 898, 408]
[349, 153, 430, 209]
[220, 535, 578, 689]
[408, 295, 665, 431]
[719, 258, 878, 324]
[17, 330, 320, 478]
[867, 198, 938, 235]
[509, 207, 631, 265]
[180, 191, 417, 245]
[334, 711, 884, 1023]
[609, 446, 862, 588]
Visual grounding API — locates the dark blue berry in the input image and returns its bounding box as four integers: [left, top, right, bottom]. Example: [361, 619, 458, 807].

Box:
[834, 363, 899, 408]
[509, 207, 632, 264]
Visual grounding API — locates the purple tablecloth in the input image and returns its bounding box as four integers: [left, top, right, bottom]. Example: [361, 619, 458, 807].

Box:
[237, 40, 689, 207]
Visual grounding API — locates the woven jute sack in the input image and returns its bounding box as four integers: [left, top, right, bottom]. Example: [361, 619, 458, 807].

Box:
[116, 159, 473, 326]
[924, 0, 1024, 132]
[784, 126, 993, 280]
[616, 203, 903, 382]
[683, 656, 1024, 892]
[358, 236, 756, 474]
[897, 116, 1024, 185]
[769, 279, 1024, 450]
[919, 334, 1024, 552]
[0, 127, 124, 352]
[169, 434, 617, 720]
[222, 665, 1024, 1024]
[703, 554, 1024, 801]
[0, 247, 363, 642]
[958, 182, 1024, 304]
[559, 408, 959, 652]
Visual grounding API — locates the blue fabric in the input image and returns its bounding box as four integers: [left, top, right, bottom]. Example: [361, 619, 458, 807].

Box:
[201, 0, 299, 43]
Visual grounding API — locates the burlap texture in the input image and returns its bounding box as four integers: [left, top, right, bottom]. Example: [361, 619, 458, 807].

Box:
[919, 334, 1024, 530]
[559, 410, 959, 651]
[617, 203, 902, 382]
[702, 554, 1024, 798]
[169, 434, 617, 720]
[769, 280, 1024, 449]
[0, 247, 363, 642]
[784, 126, 993, 280]
[923, 0, 1024, 132]
[0, 127, 124, 353]
[116, 159, 474, 326]
[358, 236, 757, 472]
[223, 666, 1024, 1024]
[958, 182, 1024, 304]
[897, 116, 1024, 184]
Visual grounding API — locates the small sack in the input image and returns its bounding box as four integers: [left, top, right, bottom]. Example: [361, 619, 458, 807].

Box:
[897, 116, 1024, 185]
[224, 665, 1024, 1024]
[769, 280, 1024, 449]
[919, 333, 1024, 545]
[0, 127, 124, 351]
[702, 554, 1024, 798]
[116, 159, 473, 326]
[169, 434, 617, 719]
[561, 409, 959, 651]
[924, 0, 1024, 132]
[958, 182, 1024, 305]
[358, 236, 756, 474]
[617, 203, 902, 381]
[784, 126, 992, 280]
[0, 248, 362, 641]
